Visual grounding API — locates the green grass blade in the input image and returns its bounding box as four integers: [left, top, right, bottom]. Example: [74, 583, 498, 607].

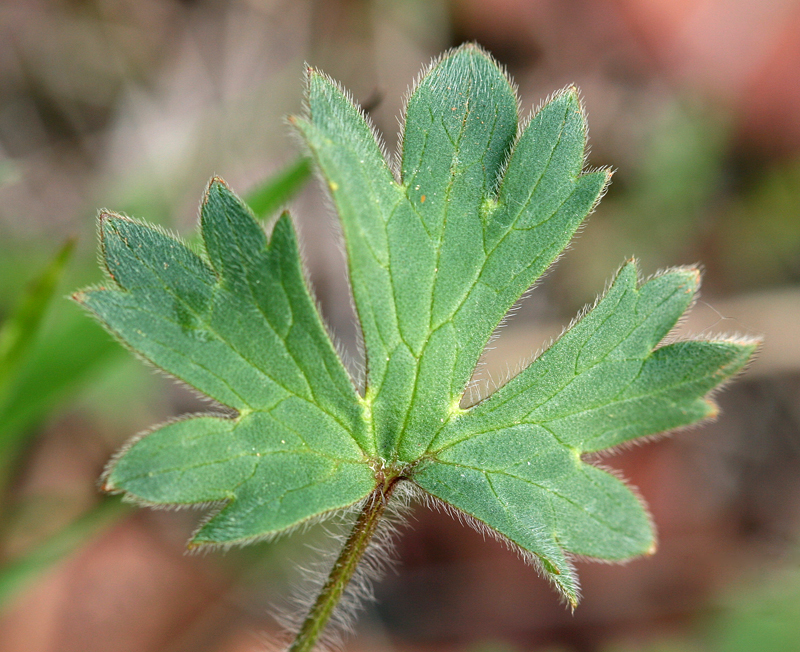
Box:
[244, 157, 312, 218]
[0, 316, 121, 461]
[0, 239, 75, 399]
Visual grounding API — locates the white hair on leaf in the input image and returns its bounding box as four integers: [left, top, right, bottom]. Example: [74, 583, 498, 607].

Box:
[265, 480, 419, 652]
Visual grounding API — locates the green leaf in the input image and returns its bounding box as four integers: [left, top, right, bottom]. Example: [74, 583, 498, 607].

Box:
[0, 239, 75, 400]
[0, 316, 120, 460]
[417, 261, 754, 601]
[294, 52, 608, 462]
[78, 180, 375, 545]
[79, 44, 757, 605]
[244, 157, 312, 219]
[0, 239, 117, 487]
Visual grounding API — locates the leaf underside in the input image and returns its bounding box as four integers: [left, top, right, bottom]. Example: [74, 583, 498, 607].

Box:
[78, 44, 757, 605]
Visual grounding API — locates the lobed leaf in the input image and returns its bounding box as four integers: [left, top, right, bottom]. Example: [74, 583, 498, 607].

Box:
[418, 260, 755, 602]
[79, 180, 374, 543]
[80, 43, 758, 605]
[296, 46, 611, 462]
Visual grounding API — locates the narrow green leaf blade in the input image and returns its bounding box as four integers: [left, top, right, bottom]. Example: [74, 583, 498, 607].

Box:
[0, 316, 120, 476]
[244, 157, 312, 218]
[0, 238, 75, 397]
[0, 240, 104, 491]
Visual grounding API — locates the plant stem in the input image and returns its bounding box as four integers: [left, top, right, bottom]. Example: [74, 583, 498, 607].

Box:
[288, 478, 399, 652]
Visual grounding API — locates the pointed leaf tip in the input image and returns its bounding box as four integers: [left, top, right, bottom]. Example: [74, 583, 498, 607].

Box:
[97, 211, 113, 229]
[564, 84, 580, 99]
[98, 210, 130, 224]
[207, 175, 228, 190]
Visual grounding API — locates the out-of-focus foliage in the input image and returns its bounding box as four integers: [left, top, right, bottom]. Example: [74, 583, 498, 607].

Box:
[718, 160, 800, 291]
[246, 157, 312, 219]
[0, 240, 93, 478]
[0, 240, 74, 403]
[604, 556, 800, 652]
[712, 563, 800, 652]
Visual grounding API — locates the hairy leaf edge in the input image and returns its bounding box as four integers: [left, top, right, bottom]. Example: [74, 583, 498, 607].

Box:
[96, 411, 377, 551]
[459, 168, 612, 410]
[71, 212, 243, 417]
[394, 42, 521, 187]
[415, 482, 584, 607]
[464, 260, 758, 414]
[201, 176, 367, 410]
[75, 188, 363, 413]
[291, 49, 614, 428]
[74, 204, 380, 547]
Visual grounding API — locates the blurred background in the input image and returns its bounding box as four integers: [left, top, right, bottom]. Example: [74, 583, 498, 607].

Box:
[0, 0, 798, 650]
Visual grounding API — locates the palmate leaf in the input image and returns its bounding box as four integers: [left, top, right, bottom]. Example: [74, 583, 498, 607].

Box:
[77, 44, 756, 605]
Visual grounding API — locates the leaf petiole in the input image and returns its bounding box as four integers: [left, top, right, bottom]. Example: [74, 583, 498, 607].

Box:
[288, 474, 400, 652]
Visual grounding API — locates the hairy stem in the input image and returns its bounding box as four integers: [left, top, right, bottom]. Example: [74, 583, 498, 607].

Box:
[288, 477, 399, 652]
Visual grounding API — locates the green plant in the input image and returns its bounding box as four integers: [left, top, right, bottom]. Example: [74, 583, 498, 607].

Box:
[0, 157, 312, 613]
[73, 45, 757, 650]
[0, 239, 76, 475]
